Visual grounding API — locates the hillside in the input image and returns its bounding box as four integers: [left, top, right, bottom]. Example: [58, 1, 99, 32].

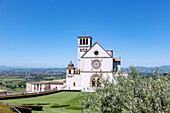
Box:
[0, 65, 169, 75]
[122, 65, 170, 75]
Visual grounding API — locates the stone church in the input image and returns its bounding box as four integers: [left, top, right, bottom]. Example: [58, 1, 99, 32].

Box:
[26, 35, 126, 92]
[65, 35, 123, 90]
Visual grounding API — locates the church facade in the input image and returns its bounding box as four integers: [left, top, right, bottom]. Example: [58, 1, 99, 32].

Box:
[26, 35, 126, 92]
[66, 35, 122, 90]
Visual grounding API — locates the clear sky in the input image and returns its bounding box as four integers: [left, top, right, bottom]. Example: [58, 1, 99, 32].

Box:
[0, 0, 170, 68]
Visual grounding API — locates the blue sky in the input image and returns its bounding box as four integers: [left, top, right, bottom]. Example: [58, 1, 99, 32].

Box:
[0, 0, 170, 68]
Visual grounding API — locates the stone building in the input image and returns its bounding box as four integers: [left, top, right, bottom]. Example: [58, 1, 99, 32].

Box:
[0, 89, 7, 95]
[65, 35, 126, 90]
[26, 79, 66, 92]
[26, 35, 127, 92]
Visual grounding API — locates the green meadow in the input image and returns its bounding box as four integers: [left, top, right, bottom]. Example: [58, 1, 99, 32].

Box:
[1, 92, 82, 113]
[0, 76, 26, 93]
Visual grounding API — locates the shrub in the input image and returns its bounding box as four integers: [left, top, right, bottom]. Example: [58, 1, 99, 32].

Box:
[50, 104, 70, 108]
[65, 105, 81, 110]
[80, 67, 170, 113]
[21, 105, 43, 111]
[0, 90, 62, 100]
[0, 102, 14, 113]
[36, 102, 50, 105]
[21, 102, 50, 105]
[50, 104, 59, 108]
[21, 103, 34, 105]
[10, 105, 32, 113]
[0, 90, 80, 100]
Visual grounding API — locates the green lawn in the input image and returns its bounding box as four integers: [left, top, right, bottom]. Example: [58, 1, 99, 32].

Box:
[1, 92, 82, 113]
[0, 86, 6, 89]
[12, 87, 26, 93]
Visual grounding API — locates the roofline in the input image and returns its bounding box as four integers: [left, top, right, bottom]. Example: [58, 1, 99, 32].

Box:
[27, 79, 66, 84]
[107, 49, 113, 51]
[81, 42, 113, 58]
[81, 57, 113, 58]
[114, 57, 121, 62]
[78, 36, 92, 39]
[27, 82, 65, 84]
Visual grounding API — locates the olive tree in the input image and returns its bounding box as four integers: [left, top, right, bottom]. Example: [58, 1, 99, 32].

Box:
[80, 67, 170, 113]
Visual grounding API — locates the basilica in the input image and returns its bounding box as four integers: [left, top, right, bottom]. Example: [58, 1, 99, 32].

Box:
[65, 35, 123, 90]
[26, 35, 126, 92]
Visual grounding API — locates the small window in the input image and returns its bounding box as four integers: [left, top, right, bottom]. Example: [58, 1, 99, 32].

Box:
[73, 82, 76, 86]
[86, 39, 88, 45]
[83, 39, 85, 45]
[80, 39, 82, 45]
[69, 70, 71, 74]
[94, 51, 99, 55]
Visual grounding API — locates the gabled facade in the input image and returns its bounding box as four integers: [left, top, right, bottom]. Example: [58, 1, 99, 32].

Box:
[26, 35, 125, 92]
[66, 35, 122, 90]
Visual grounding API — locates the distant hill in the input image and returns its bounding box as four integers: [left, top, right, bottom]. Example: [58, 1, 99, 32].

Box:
[122, 65, 170, 75]
[0, 66, 19, 70]
[0, 65, 169, 74]
[0, 66, 65, 70]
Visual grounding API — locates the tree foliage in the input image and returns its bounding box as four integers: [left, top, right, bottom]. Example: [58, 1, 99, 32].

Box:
[80, 67, 170, 113]
[0, 102, 14, 113]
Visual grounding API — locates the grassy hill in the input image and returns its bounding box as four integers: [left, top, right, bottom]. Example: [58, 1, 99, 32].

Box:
[1, 92, 82, 113]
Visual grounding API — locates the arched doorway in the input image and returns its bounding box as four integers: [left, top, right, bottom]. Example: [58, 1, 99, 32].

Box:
[97, 78, 101, 87]
[92, 78, 96, 87]
[90, 74, 101, 87]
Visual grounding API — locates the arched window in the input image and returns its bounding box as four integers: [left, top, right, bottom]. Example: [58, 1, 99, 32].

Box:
[73, 82, 76, 86]
[86, 39, 88, 45]
[80, 39, 82, 45]
[83, 39, 85, 45]
[69, 70, 71, 74]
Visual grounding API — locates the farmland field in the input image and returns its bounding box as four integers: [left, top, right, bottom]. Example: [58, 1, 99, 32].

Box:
[0, 68, 66, 93]
[0, 77, 26, 93]
[1, 92, 82, 113]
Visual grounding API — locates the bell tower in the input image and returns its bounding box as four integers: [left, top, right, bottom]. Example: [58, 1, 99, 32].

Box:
[77, 35, 92, 68]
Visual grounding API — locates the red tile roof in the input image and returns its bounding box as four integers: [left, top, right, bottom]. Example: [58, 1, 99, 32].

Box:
[78, 36, 92, 38]
[114, 57, 121, 62]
